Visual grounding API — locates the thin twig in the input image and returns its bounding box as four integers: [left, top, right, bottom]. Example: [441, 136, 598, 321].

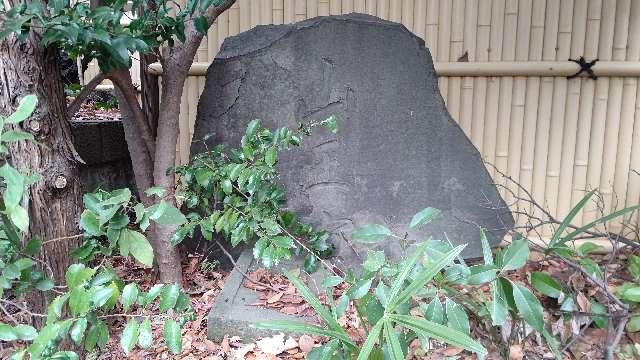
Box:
[213, 239, 280, 292]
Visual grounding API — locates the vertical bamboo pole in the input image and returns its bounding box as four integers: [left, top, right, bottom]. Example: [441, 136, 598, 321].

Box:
[260, 0, 274, 24]
[250, 0, 260, 27]
[402, 0, 415, 31]
[459, 0, 478, 147]
[496, 0, 517, 197]
[425, 0, 439, 58]
[619, 0, 640, 212]
[377, 0, 389, 19]
[518, 0, 544, 221]
[216, 10, 229, 54]
[228, 1, 240, 35]
[583, 0, 614, 225]
[532, 0, 560, 231]
[413, 0, 427, 39]
[294, 0, 306, 21]
[342, 0, 354, 13]
[470, 0, 490, 146]
[307, 0, 318, 18]
[570, 0, 600, 223]
[330, 0, 341, 15]
[355, 0, 366, 13]
[437, 0, 451, 104]
[482, 0, 504, 173]
[447, 0, 465, 123]
[274, 0, 285, 24]
[239, 0, 250, 31]
[284, 0, 295, 22]
[599, 0, 629, 231]
[545, 0, 574, 221]
[318, 0, 329, 16]
[506, 0, 531, 219]
[389, 0, 402, 22]
[366, 0, 376, 15]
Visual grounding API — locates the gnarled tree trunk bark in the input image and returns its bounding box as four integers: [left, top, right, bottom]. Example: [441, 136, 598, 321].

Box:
[0, 31, 83, 324]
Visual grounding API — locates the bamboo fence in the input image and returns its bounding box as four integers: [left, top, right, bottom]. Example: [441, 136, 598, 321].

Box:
[85, 0, 640, 236]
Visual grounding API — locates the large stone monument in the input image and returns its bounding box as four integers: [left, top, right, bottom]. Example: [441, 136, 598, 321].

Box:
[195, 13, 514, 339]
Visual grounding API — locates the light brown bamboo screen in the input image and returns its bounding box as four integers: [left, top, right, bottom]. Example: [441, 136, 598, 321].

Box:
[94, 0, 640, 236]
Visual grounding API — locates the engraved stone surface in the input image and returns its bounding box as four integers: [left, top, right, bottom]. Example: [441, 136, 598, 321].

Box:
[193, 13, 514, 268]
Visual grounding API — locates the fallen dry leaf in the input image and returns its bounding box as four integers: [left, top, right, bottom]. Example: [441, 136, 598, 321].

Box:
[298, 334, 315, 353]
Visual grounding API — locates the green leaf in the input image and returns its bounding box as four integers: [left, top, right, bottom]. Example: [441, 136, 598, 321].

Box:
[8, 206, 29, 232]
[580, 258, 603, 279]
[322, 275, 343, 289]
[120, 319, 139, 355]
[355, 319, 383, 360]
[70, 318, 88, 345]
[254, 320, 357, 351]
[2, 130, 34, 143]
[264, 147, 277, 166]
[383, 320, 404, 360]
[627, 315, 640, 332]
[409, 207, 441, 229]
[511, 282, 545, 333]
[80, 210, 102, 236]
[307, 339, 340, 360]
[390, 244, 465, 311]
[558, 203, 640, 247]
[531, 272, 562, 298]
[445, 298, 470, 334]
[65, 264, 95, 288]
[12, 324, 36, 341]
[577, 242, 603, 256]
[120, 229, 154, 267]
[121, 283, 139, 312]
[548, 191, 594, 248]
[390, 314, 486, 355]
[591, 301, 607, 328]
[619, 286, 640, 302]
[194, 16, 208, 34]
[148, 201, 187, 225]
[160, 283, 180, 312]
[479, 228, 494, 265]
[85, 320, 109, 351]
[351, 224, 392, 243]
[421, 297, 444, 324]
[466, 264, 498, 285]
[385, 242, 429, 310]
[497, 238, 529, 271]
[138, 318, 153, 349]
[145, 186, 166, 197]
[363, 250, 386, 273]
[629, 255, 640, 280]
[24, 237, 42, 255]
[163, 319, 182, 354]
[0, 163, 25, 210]
[222, 178, 233, 195]
[91, 286, 115, 308]
[0, 323, 17, 341]
[345, 277, 372, 300]
[284, 271, 347, 336]
[490, 278, 511, 326]
[143, 284, 164, 306]
[6, 95, 37, 124]
[320, 114, 338, 133]
[69, 287, 91, 316]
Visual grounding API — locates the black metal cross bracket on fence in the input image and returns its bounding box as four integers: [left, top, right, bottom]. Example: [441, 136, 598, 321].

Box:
[567, 56, 599, 80]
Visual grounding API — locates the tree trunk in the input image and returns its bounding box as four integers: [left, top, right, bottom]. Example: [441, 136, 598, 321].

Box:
[0, 32, 83, 324]
[150, 64, 189, 284]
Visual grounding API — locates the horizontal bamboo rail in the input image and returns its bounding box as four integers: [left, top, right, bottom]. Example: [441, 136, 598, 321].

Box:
[147, 60, 640, 77]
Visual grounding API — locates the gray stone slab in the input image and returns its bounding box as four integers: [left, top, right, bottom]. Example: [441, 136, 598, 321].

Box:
[207, 250, 311, 341]
[193, 13, 514, 268]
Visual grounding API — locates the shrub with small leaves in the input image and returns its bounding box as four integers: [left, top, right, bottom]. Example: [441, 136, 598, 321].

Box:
[0, 95, 193, 359]
[174, 116, 338, 272]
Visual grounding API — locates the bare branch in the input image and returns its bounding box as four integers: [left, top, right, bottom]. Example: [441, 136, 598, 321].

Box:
[66, 73, 106, 118]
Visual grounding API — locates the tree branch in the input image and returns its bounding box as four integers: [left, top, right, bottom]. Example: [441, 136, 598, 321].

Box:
[66, 73, 106, 118]
[107, 68, 156, 158]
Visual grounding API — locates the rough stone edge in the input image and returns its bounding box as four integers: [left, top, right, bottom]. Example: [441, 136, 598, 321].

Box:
[207, 250, 308, 341]
[214, 12, 424, 61]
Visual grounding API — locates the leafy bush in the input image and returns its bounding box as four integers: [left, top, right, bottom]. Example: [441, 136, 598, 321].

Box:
[0, 96, 192, 359]
[175, 116, 338, 272]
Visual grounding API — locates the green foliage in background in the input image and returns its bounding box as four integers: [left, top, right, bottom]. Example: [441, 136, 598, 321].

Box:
[175, 116, 338, 272]
[0, 96, 193, 359]
[1, 0, 228, 72]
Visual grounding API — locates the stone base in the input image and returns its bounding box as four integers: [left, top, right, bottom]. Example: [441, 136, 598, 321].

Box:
[207, 250, 308, 341]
